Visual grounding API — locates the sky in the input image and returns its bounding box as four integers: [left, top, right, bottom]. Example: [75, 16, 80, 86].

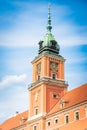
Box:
[0, 0, 87, 124]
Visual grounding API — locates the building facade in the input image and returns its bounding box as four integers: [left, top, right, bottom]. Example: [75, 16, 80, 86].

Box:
[0, 6, 87, 130]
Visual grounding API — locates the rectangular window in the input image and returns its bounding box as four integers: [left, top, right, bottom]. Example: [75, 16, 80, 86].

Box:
[35, 108, 38, 115]
[33, 126, 37, 130]
[48, 121, 50, 126]
[65, 115, 69, 124]
[75, 111, 79, 120]
[54, 118, 58, 124]
[37, 75, 40, 80]
[36, 109, 38, 115]
[53, 93, 58, 98]
[52, 73, 56, 79]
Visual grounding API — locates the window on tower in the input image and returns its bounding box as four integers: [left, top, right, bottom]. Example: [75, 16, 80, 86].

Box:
[53, 93, 58, 98]
[52, 73, 56, 79]
[36, 109, 38, 115]
[35, 108, 38, 115]
[33, 125, 37, 130]
[37, 75, 40, 80]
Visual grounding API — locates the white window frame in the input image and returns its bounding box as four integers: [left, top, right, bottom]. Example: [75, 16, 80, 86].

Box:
[54, 118, 58, 124]
[47, 121, 51, 126]
[33, 125, 37, 130]
[74, 111, 80, 121]
[34, 107, 38, 115]
[65, 114, 69, 124]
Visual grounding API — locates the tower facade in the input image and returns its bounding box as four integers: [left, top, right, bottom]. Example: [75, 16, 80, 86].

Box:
[27, 6, 68, 130]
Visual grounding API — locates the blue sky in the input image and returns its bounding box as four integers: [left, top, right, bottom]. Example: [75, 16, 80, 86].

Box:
[0, 0, 87, 123]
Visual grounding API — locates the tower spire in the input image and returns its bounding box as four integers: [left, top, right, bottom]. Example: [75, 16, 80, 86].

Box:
[38, 5, 60, 55]
[47, 4, 52, 33]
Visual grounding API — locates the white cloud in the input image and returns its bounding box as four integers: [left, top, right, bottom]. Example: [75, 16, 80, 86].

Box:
[0, 74, 29, 123]
[0, 88, 29, 123]
[0, 113, 6, 119]
[0, 74, 28, 89]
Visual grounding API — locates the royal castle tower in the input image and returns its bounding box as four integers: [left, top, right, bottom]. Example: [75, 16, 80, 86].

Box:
[28, 6, 68, 130]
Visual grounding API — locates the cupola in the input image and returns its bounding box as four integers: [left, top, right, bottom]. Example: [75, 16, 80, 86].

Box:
[38, 5, 60, 55]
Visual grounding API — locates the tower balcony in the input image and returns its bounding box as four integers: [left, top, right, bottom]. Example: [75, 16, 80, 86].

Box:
[28, 77, 68, 90]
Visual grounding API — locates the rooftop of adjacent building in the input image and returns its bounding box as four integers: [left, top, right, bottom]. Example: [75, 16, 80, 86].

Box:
[0, 111, 28, 130]
[48, 83, 87, 115]
[0, 83, 87, 130]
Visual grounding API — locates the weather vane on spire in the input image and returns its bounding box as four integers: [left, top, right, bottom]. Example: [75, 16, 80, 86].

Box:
[47, 4, 52, 33]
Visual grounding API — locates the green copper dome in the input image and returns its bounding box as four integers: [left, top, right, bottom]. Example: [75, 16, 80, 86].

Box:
[38, 6, 60, 55]
[42, 32, 60, 50]
[43, 33, 55, 46]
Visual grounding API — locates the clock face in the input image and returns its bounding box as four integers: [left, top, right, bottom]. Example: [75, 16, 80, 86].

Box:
[50, 62, 58, 72]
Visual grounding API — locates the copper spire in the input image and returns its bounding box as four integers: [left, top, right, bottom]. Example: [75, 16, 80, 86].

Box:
[47, 4, 52, 33]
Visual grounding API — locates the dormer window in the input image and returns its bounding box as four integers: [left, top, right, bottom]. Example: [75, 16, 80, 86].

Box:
[50, 40, 57, 49]
[20, 117, 25, 124]
[60, 99, 65, 108]
[38, 41, 43, 49]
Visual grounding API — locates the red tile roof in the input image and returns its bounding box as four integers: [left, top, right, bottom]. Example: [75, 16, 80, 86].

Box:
[0, 110, 28, 130]
[0, 84, 87, 129]
[48, 83, 87, 115]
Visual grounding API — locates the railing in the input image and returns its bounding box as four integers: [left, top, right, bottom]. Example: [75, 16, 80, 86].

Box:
[28, 77, 68, 89]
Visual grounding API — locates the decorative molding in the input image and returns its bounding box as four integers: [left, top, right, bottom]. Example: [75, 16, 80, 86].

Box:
[28, 76, 68, 91]
[31, 53, 65, 64]
[28, 112, 47, 122]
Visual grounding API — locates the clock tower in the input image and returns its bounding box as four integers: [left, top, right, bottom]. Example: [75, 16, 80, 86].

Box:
[28, 6, 68, 130]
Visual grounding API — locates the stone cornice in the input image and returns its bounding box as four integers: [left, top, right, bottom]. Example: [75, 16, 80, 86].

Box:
[28, 77, 68, 91]
[31, 53, 65, 64]
[27, 112, 47, 124]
